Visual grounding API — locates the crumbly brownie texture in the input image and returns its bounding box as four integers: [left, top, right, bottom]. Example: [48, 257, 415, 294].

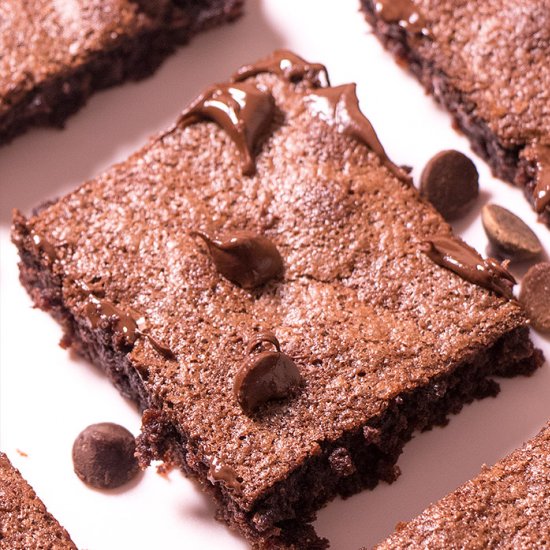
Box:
[0, 0, 243, 145]
[12, 52, 543, 548]
[373, 422, 550, 549]
[361, 0, 550, 227]
[0, 453, 76, 549]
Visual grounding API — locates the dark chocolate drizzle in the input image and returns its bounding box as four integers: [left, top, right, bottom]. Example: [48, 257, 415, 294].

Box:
[532, 144, 550, 213]
[375, 0, 431, 36]
[179, 82, 275, 175]
[305, 84, 410, 182]
[422, 235, 516, 299]
[191, 230, 284, 289]
[232, 49, 330, 88]
[207, 456, 241, 491]
[79, 282, 175, 359]
[234, 332, 301, 415]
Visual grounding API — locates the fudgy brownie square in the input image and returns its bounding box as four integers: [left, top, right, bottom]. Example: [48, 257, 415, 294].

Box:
[361, 0, 550, 227]
[373, 421, 550, 549]
[0, 0, 242, 144]
[0, 453, 76, 549]
[12, 51, 543, 548]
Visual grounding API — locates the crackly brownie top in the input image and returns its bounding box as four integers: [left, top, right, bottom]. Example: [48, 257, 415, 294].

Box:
[375, 422, 550, 548]
[0, 453, 76, 549]
[16, 54, 526, 509]
[0, 0, 176, 114]
[383, 0, 550, 148]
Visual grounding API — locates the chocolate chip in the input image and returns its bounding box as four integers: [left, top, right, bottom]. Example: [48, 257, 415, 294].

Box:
[481, 204, 542, 261]
[420, 150, 479, 220]
[234, 333, 301, 414]
[519, 262, 550, 333]
[192, 231, 284, 289]
[328, 447, 356, 477]
[72, 423, 140, 489]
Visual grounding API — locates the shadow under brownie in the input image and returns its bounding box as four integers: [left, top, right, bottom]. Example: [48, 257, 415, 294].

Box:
[372, 421, 550, 549]
[361, 0, 550, 227]
[0, 0, 243, 145]
[11, 51, 543, 548]
[0, 453, 76, 549]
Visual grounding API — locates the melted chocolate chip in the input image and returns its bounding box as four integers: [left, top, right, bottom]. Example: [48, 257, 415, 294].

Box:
[192, 231, 284, 289]
[232, 49, 330, 88]
[375, 0, 431, 36]
[481, 204, 542, 261]
[85, 297, 139, 345]
[422, 235, 516, 299]
[179, 82, 275, 175]
[30, 230, 57, 261]
[72, 423, 140, 490]
[142, 333, 176, 360]
[420, 150, 479, 221]
[78, 281, 175, 358]
[207, 456, 242, 491]
[520, 262, 550, 333]
[234, 333, 301, 415]
[532, 144, 550, 213]
[304, 84, 410, 183]
[246, 331, 281, 354]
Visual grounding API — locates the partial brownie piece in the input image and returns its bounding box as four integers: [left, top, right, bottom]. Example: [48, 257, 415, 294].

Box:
[0, 0, 243, 145]
[373, 422, 550, 549]
[12, 51, 543, 548]
[0, 453, 76, 549]
[361, 0, 550, 227]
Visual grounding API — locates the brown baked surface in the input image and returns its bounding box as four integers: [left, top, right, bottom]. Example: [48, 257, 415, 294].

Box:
[361, 0, 550, 226]
[0, 0, 243, 144]
[0, 453, 76, 549]
[11, 55, 543, 548]
[374, 421, 550, 549]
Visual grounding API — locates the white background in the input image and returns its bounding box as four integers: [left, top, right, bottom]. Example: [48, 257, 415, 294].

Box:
[1, 1, 548, 548]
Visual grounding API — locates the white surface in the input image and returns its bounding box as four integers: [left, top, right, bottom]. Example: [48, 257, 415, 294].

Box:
[0, 1, 549, 549]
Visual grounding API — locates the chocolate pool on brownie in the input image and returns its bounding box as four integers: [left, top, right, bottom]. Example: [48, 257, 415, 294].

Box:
[0, 0, 243, 145]
[12, 51, 543, 548]
[0, 453, 76, 549]
[373, 422, 550, 549]
[361, 0, 550, 227]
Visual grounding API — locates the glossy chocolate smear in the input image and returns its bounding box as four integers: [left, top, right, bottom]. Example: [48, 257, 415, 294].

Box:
[305, 84, 410, 182]
[85, 297, 139, 344]
[232, 49, 330, 88]
[30, 230, 57, 261]
[81, 286, 175, 359]
[234, 332, 301, 415]
[207, 456, 241, 491]
[142, 333, 176, 360]
[375, 0, 430, 36]
[532, 144, 550, 213]
[179, 82, 275, 175]
[192, 231, 284, 289]
[422, 235, 516, 299]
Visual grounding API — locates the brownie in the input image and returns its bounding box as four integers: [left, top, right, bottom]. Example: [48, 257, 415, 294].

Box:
[11, 50, 543, 548]
[0, 453, 76, 549]
[361, 0, 550, 227]
[373, 422, 550, 549]
[0, 0, 243, 145]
